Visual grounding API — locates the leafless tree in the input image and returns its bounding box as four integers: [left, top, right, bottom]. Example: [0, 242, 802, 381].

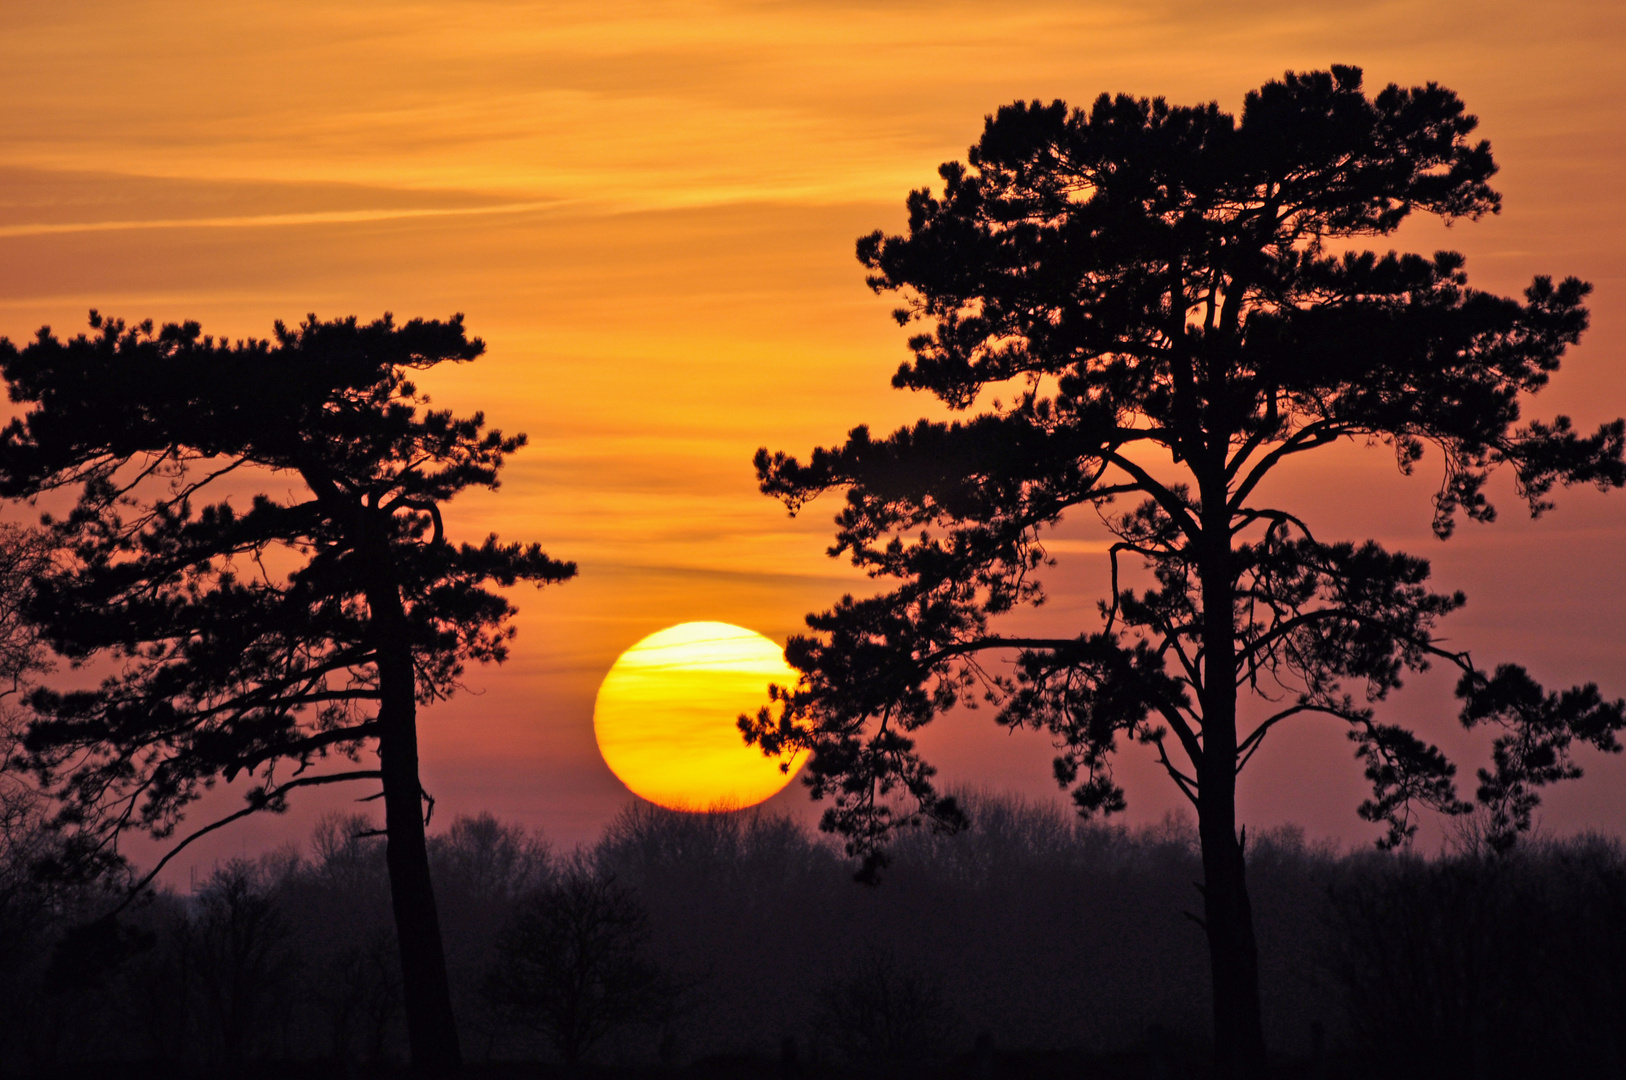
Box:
[484, 859, 679, 1065]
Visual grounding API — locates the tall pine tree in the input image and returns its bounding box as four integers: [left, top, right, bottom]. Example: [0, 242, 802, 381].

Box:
[0, 312, 574, 1069]
[746, 67, 1626, 1075]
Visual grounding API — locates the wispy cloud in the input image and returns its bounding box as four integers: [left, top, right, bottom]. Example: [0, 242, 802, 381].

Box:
[0, 200, 558, 238]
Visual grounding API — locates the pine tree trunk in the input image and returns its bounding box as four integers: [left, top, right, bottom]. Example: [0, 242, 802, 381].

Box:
[1199, 487, 1268, 1079]
[1197, 768, 1267, 1078]
[371, 574, 463, 1072]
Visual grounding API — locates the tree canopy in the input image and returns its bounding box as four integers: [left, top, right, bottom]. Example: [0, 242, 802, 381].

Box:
[0, 310, 574, 1067]
[746, 66, 1625, 1074]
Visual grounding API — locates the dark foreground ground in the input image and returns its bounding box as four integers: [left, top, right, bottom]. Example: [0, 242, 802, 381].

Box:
[23, 1045, 1337, 1080]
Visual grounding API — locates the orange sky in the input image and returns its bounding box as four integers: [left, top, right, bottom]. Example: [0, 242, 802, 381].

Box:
[3, 0, 1623, 868]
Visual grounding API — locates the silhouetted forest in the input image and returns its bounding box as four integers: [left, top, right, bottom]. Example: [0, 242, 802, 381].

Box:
[3, 791, 1623, 1079]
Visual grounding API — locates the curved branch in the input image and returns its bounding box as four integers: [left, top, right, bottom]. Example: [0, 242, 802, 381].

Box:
[1150, 732, 1200, 805]
[1230, 506, 1318, 541]
[382, 495, 446, 546]
[1101, 450, 1201, 542]
[111, 769, 383, 915]
[1237, 606, 1473, 674]
[232, 720, 381, 778]
[1229, 421, 1342, 511]
[1154, 700, 1204, 771]
[1235, 703, 1322, 772]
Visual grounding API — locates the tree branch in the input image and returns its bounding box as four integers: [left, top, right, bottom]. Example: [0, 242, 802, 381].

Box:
[1229, 421, 1342, 511]
[1235, 703, 1321, 772]
[1101, 450, 1202, 542]
[111, 769, 383, 914]
[1150, 731, 1200, 805]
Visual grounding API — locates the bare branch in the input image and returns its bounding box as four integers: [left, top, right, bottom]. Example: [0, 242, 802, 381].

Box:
[111, 769, 383, 914]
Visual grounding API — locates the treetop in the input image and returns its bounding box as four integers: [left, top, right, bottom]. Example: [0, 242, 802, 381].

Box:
[789, 65, 1625, 540]
[0, 311, 503, 508]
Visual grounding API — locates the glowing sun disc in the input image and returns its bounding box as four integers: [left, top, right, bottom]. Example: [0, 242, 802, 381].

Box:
[593, 621, 806, 811]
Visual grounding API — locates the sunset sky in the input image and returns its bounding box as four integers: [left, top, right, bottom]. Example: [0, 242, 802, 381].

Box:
[3, 0, 1623, 872]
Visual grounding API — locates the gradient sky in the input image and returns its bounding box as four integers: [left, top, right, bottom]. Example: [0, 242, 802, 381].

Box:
[3, 0, 1623, 872]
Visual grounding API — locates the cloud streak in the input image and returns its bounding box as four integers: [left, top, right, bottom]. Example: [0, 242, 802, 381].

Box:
[0, 200, 559, 238]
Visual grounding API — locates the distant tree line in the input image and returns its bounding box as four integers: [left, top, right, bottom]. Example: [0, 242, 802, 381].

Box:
[1, 793, 1624, 1079]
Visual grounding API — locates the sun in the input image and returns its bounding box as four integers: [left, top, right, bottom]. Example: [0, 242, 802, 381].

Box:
[592, 621, 806, 811]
